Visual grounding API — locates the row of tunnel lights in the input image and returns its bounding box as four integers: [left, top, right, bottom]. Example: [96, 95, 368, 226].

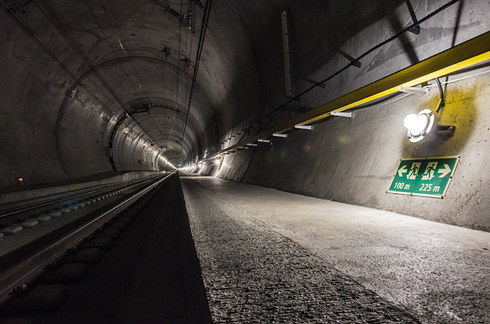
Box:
[0, 187, 132, 237]
[179, 84, 452, 172]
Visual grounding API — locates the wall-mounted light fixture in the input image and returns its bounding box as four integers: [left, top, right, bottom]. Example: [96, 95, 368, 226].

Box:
[257, 139, 271, 143]
[403, 109, 435, 142]
[403, 78, 455, 143]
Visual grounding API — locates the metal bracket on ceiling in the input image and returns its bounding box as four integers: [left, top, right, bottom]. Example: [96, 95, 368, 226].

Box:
[398, 86, 429, 95]
[338, 49, 361, 68]
[190, 0, 198, 33]
[193, 0, 204, 8]
[305, 79, 325, 88]
[406, 0, 420, 35]
[162, 46, 171, 58]
[182, 1, 197, 33]
[281, 10, 294, 98]
[153, 0, 182, 20]
[181, 57, 192, 68]
[153, 0, 200, 31]
[130, 102, 152, 114]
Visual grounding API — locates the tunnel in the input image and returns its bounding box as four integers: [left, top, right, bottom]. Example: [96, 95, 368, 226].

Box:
[0, 0, 489, 322]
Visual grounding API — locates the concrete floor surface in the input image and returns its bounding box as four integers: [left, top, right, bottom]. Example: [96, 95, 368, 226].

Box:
[182, 176, 489, 323]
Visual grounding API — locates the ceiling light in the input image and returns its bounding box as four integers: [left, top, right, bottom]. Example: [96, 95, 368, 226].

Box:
[330, 111, 353, 118]
[272, 133, 288, 138]
[403, 109, 435, 142]
[295, 125, 313, 131]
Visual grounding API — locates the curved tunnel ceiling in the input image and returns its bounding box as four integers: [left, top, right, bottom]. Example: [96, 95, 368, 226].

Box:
[1, 0, 461, 184]
[1, 0, 254, 171]
[47, 0, 219, 167]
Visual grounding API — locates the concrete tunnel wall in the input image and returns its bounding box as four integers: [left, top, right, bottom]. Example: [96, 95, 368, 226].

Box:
[0, 6, 173, 185]
[212, 1, 490, 231]
[0, 0, 488, 231]
[0, 0, 263, 187]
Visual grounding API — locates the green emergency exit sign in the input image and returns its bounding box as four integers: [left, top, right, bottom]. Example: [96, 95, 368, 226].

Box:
[388, 156, 459, 198]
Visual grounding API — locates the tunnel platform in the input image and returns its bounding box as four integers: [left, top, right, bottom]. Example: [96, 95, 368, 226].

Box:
[182, 176, 489, 323]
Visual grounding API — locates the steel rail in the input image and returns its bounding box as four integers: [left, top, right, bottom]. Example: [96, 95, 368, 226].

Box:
[0, 173, 173, 302]
[0, 174, 162, 221]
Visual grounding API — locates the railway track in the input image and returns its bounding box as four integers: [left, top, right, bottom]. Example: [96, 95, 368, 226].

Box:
[0, 172, 171, 305]
[0, 173, 211, 323]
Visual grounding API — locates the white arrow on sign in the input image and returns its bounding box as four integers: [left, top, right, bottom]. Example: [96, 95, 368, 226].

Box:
[438, 164, 451, 178]
[398, 165, 408, 177]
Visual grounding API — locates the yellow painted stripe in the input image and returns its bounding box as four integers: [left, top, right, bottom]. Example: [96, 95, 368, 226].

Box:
[213, 31, 490, 157]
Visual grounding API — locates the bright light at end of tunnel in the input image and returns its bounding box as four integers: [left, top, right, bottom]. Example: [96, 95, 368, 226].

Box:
[403, 109, 435, 143]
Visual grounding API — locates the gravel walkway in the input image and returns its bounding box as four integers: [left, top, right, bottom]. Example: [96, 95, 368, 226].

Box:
[183, 177, 420, 323]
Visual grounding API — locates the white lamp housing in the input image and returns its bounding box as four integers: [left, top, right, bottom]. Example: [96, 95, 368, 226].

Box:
[403, 109, 435, 142]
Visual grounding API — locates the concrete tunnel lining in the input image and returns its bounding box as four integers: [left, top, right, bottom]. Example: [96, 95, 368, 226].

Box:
[0, 0, 489, 224]
[0, 0, 263, 181]
[0, 1, 489, 322]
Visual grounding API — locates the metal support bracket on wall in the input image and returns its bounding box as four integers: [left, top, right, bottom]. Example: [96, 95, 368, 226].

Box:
[338, 49, 361, 68]
[406, 0, 420, 35]
[281, 10, 294, 98]
[190, 0, 197, 33]
[398, 86, 428, 94]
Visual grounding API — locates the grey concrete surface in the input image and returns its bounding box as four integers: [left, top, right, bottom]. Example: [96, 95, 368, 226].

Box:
[217, 65, 490, 231]
[215, 0, 490, 231]
[182, 176, 490, 323]
[0, 0, 270, 184]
